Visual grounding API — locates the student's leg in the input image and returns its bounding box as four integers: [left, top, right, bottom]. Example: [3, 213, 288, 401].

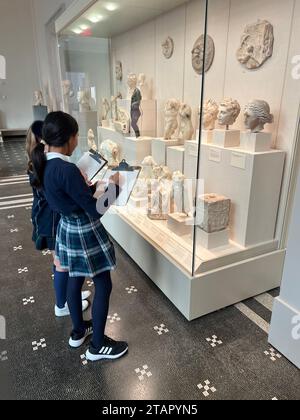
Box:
[91, 271, 113, 349]
[67, 276, 86, 334]
[52, 254, 68, 309]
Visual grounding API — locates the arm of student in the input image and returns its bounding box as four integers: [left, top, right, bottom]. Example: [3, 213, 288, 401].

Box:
[63, 165, 119, 219]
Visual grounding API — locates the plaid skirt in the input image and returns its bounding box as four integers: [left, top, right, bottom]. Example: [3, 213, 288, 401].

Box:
[55, 212, 116, 278]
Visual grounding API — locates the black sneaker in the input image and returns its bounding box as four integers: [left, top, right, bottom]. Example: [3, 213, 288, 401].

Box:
[69, 321, 93, 349]
[86, 336, 128, 362]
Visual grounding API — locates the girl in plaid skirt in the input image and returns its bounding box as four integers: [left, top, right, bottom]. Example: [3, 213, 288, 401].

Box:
[31, 112, 128, 362]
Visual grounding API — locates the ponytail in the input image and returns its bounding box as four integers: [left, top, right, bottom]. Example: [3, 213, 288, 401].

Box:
[31, 142, 46, 189]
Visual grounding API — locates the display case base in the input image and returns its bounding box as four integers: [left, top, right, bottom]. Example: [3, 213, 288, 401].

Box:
[168, 213, 193, 236]
[103, 210, 284, 321]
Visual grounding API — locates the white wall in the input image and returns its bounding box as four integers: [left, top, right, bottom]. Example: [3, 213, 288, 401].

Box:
[0, 0, 39, 129]
[111, 0, 300, 244]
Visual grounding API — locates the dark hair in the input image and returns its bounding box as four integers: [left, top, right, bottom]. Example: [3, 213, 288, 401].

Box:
[31, 120, 44, 141]
[31, 112, 79, 189]
[26, 120, 44, 170]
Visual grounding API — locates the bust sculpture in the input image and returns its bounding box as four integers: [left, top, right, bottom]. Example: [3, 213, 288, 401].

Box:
[172, 171, 188, 215]
[100, 139, 120, 168]
[218, 98, 241, 129]
[164, 99, 180, 140]
[115, 61, 123, 81]
[34, 90, 43, 106]
[192, 35, 215, 75]
[203, 99, 219, 130]
[162, 37, 174, 59]
[237, 20, 274, 70]
[178, 103, 194, 141]
[244, 100, 274, 133]
[77, 89, 91, 112]
[128, 73, 142, 138]
[87, 129, 97, 152]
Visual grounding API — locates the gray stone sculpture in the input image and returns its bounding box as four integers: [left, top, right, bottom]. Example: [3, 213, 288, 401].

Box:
[244, 100, 274, 133]
[178, 103, 194, 141]
[203, 99, 219, 130]
[101, 98, 110, 122]
[115, 61, 123, 81]
[192, 35, 215, 75]
[164, 98, 180, 140]
[218, 98, 241, 130]
[127, 73, 142, 138]
[162, 36, 174, 59]
[197, 194, 231, 233]
[237, 20, 274, 70]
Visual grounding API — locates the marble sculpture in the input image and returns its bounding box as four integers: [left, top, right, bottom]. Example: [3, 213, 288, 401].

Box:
[197, 194, 231, 234]
[77, 89, 92, 112]
[34, 90, 44, 107]
[203, 99, 219, 130]
[127, 73, 142, 138]
[87, 129, 97, 152]
[99, 139, 120, 168]
[192, 35, 215, 75]
[218, 98, 241, 129]
[244, 100, 274, 133]
[115, 61, 123, 81]
[164, 99, 181, 140]
[178, 103, 194, 141]
[162, 36, 174, 59]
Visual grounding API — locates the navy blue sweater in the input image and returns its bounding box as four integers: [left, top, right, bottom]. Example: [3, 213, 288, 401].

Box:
[44, 158, 117, 220]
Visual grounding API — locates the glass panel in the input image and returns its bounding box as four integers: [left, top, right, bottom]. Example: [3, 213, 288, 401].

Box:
[193, 0, 300, 275]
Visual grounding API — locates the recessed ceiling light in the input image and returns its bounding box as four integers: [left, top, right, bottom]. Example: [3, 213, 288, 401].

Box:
[72, 28, 83, 34]
[105, 3, 119, 12]
[79, 24, 89, 30]
[87, 14, 104, 23]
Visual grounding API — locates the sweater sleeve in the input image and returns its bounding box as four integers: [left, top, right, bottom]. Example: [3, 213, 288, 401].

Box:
[62, 164, 104, 219]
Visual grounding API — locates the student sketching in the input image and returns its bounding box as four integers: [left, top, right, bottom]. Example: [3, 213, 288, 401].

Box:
[31, 112, 128, 362]
[26, 121, 91, 317]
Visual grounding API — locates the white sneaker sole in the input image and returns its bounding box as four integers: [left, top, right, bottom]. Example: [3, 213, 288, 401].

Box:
[69, 329, 93, 349]
[85, 347, 128, 362]
[55, 300, 89, 318]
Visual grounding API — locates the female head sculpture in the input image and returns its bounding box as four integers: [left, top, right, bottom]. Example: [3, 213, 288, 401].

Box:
[244, 100, 274, 133]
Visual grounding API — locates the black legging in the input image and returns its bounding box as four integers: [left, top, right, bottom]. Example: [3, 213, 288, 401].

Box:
[67, 271, 112, 349]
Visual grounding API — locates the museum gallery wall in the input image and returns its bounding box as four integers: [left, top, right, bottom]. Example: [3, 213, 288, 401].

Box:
[111, 0, 300, 242]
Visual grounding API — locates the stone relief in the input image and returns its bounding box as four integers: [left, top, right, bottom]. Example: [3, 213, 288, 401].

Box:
[115, 61, 123, 81]
[237, 20, 274, 70]
[164, 99, 181, 140]
[244, 100, 274, 133]
[162, 36, 174, 59]
[192, 35, 215, 75]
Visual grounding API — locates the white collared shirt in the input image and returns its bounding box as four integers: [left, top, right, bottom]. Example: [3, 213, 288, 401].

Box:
[46, 152, 70, 163]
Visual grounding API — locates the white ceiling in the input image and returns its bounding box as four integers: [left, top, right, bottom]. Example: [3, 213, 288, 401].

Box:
[61, 0, 190, 38]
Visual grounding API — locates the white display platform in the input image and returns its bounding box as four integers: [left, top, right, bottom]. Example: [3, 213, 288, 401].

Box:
[240, 131, 272, 153]
[184, 143, 285, 247]
[118, 99, 157, 137]
[168, 213, 193, 236]
[201, 129, 214, 144]
[152, 138, 182, 166]
[124, 136, 153, 166]
[102, 209, 284, 320]
[196, 228, 229, 250]
[213, 129, 240, 148]
[167, 146, 185, 173]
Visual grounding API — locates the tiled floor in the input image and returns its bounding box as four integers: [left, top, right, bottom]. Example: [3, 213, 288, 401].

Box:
[0, 139, 299, 400]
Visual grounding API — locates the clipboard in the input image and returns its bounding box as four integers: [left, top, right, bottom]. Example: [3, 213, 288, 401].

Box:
[102, 160, 141, 206]
[77, 149, 108, 182]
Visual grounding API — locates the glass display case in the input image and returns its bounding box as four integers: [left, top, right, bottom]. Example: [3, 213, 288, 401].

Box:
[56, 0, 300, 320]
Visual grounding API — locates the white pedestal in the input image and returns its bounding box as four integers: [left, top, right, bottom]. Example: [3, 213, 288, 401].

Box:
[196, 228, 230, 250]
[118, 99, 157, 137]
[152, 138, 182, 166]
[184, 140, 198, 179]
[201, 129, 214, 144]
[240, 131, 272, 153]
[124, 136, 152, 166]
[167, 213, 193, 236]
[101, 120, 110, 128]
[213, 129, 240, 148]
[200, 144, 285, 247]
[167, 146, 185, 173]
[129, 196, 148, 210]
